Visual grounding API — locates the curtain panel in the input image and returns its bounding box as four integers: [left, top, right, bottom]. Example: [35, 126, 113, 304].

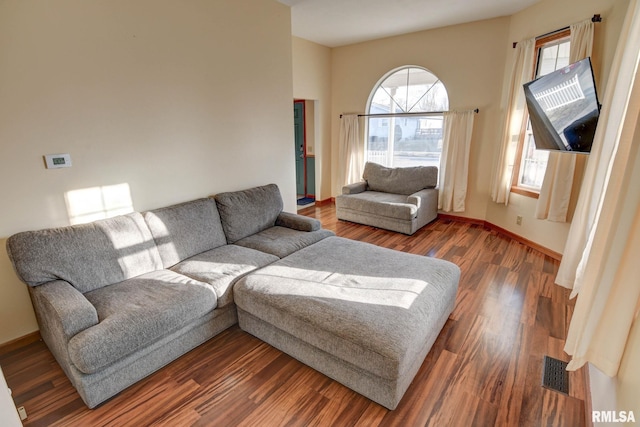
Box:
[338, 114, 363, 188]
[560, 0, 640, 376]
[490, 38, 535, 205]
[535, 19, 594, 222]
[439, 110, 475, 212]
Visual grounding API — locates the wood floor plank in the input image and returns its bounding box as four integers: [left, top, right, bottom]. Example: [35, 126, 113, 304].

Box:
[381, 349, 459, 427]
[519, 354, 547, 426]
[0, 205, 587, 426]
[494, 322, 531, 426]
[536, 296, 568, 340]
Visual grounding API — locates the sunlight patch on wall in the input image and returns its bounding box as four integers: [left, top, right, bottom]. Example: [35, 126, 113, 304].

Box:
[65, 183, 134, 225]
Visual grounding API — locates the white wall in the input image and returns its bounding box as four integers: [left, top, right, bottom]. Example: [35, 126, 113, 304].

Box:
[0, 0, 294, 345]
[329, 0, 628, 255]
[330, 17, 510, 221]
[485, 0, 629, 254]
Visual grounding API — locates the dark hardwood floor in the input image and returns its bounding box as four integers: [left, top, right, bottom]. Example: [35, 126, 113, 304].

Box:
[0, 204, 586, 426]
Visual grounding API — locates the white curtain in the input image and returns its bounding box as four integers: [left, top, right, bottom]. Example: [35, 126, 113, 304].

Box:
[556, 5, 640, 291]
[491, 38, 535, 205]
[338, 114, 363, 187]
[535, 19, 594, 222]
[439, 110, 475, 212]
[561, 0, 640, 376]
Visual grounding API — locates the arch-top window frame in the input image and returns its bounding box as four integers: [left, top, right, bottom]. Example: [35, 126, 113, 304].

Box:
[365, 66, 449, 169]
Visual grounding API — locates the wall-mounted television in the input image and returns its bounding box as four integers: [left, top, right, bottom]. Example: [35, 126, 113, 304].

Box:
[523, 57, 600, 153]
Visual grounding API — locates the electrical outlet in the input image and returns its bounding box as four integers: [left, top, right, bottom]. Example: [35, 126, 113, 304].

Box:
[17, 406, 27, 420]
[516, 215, 523, 225]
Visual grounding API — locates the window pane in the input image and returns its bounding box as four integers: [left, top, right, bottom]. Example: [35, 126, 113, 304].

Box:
[555, 41, 571, 70]
[366, 67, 448, 168]
[367, 116, 443, 168]
[519, 127, 550, 188]
[371, 88, 393, 112]
[518, 37, 570, 190]
[414, 81, 449, 112]
[538, 44, 559, 76]
[538, 41, 571, 77]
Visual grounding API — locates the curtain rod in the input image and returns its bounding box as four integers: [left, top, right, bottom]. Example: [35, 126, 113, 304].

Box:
[340, 108, 478, 119]
[512, 14, 601, 48]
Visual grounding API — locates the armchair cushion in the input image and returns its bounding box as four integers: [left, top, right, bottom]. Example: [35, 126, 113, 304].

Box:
[336, 192, 417, 221]
[363, 162, 437, 195]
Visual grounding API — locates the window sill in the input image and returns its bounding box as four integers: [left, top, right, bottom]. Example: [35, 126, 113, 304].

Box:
[511, 186, 540, 199]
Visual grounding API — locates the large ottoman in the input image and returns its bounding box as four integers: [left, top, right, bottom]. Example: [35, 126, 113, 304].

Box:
[234, 236, 460, 409]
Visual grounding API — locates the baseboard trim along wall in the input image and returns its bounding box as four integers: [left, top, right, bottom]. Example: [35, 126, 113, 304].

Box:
[305, 205, 562, 260]
[439, 214, 562, 261]
[314, 198, 334, 207]
[0, 331, 41, 356]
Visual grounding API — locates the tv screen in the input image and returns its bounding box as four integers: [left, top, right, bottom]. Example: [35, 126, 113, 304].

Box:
[523, 57, 600, 153]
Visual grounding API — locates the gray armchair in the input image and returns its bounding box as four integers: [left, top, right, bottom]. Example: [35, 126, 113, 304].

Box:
[335, 162, 438, 235]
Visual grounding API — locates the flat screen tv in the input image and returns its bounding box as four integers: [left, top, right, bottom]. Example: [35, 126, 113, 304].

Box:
[523, 57, 600, 153]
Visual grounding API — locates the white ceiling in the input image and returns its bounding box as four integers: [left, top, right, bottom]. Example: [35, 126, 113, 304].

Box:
[278, 0, 540, 47]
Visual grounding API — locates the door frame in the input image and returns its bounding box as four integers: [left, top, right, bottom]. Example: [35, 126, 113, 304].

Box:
[294, 99, 307, 197]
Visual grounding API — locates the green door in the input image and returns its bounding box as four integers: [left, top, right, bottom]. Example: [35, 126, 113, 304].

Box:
[294, 101, 305, 196]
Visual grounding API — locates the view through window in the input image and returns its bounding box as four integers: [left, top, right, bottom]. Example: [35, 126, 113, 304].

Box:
[516, 32, 571, 191]
[366, 67, 448, 169]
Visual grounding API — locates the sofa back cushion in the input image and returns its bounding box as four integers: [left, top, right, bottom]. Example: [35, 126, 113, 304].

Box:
[143, 198, 227, 268]
[363, 162, 438, 195]
[214, 184, 283, 243]
[7, 213, 163, 293]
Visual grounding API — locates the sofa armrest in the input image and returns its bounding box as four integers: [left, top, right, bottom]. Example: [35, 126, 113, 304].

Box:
[276, 212, 321, 232]
[407, 188, 437, 209]
[342, 181, 367, 195]
[32, 280, 99, 339]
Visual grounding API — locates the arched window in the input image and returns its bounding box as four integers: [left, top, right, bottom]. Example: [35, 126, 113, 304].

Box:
[366, 66, 448, 168]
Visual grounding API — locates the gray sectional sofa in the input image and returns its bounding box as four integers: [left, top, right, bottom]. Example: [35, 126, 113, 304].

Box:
[6, 183, 459, 410]
[336, 162, 439, 235]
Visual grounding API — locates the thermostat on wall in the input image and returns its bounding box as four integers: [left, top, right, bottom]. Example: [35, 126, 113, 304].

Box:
[44, 153, 72, 169]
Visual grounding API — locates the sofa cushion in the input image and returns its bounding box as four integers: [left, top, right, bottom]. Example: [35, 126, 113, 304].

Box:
[6, 213, 163, 292]
[68, 270, 217, 374]
[143, 198, 227, 268]
[233, 226, 335, 258]
[170, 244, 279, 307]
[336, 191, 418, 220]
[363, 162, 437, 195]
[214, 184, 283, 243]
[234, 236, 460, 382]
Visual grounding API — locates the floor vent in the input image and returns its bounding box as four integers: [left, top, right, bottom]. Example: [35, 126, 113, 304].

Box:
[542, 355, 569, 394]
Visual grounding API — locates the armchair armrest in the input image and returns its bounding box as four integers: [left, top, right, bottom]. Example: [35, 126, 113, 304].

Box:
[407, 188, 437, 209]
[31, 280, 99, 339]
[341, 181, 367, 195]
[276, 211, 321, 232]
